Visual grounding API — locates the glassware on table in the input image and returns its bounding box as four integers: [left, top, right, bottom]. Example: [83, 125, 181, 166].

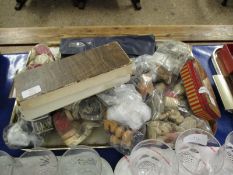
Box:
[12, 148, 58, 175]
[221, 131, 233, 174]
[129, 139, 178, 175]
[0, 151, 14, 175]
[175, 128, 224, 175]
[59, 146, 102, 175]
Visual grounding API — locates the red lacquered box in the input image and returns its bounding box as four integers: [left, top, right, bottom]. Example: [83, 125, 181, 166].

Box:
[217, 44, 233, 75]
[180, 59, 221, 121]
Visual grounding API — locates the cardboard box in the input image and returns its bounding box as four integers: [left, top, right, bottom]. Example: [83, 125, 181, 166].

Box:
[14, 42, 132, 120]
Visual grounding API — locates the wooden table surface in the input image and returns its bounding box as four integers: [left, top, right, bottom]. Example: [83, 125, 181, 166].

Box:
[1, 25, 233, 53]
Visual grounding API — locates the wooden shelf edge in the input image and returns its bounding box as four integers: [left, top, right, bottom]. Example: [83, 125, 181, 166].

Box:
[1, 25, 233, 46]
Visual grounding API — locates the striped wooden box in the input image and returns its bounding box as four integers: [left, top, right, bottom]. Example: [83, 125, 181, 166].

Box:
[180, 59, 221, 121]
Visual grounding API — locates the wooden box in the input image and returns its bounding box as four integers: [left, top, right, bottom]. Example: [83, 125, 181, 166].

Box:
[180, 59, 221, 121]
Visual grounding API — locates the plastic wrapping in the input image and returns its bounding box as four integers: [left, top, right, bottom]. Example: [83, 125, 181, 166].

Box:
[64, 96, 105, 121]
[147, 110, 212, 148]
[131, 54, 152, 76]
[146, 79, 211, 148]
[132, 41, 191, 85]
[98, 84, 151, 130]
[3, 119, 43, 149]
[146, 89, 165, 120]
[78, 96, 105, 121]
[3, 40, 217, 153]
[64, 102, 80, 120]
[104, 120, 146, 155]
[18, 44, 56, 73]
[146, 80, 188, 120]
[134, 73, 154, 99]
[31, 114, 54, 135]
[53, 110, 100, 147]
[172, 81, 186, 96]
[156, 40, 192, 60]
[164, 91, 189, 113]
[98, 84, 143, 106]
[132, 54, 173, 84]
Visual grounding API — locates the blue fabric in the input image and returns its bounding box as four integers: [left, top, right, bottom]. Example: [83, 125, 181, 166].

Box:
[192, 45, 233, 144]
[0, 45, 232, 169]
[0, 54, 28, 157]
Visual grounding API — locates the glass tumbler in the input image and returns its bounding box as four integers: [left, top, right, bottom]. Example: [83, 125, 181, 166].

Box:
[129, 139, 178, 175]
[59, 146, 102, 175]
[0, 151, 14, 175]
[12, 148, 58, 175]
[221, 131, 233, 174]
[175, 128, 224, 175]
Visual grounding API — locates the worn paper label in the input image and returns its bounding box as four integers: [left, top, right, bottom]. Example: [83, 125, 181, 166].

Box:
[21, 85, 41, 99]
[183, 134, 208, 146]
[199, 86, 216, 106]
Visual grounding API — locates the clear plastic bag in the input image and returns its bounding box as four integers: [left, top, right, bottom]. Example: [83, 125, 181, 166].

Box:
[3, 119, 43, 149]
[131, 73, 154, 100]
[98, 84, 143, 106]
[147, 110, 212, 148]
[53, 110, 101, 147]
[78, 96, 105, 121]
[104, 120, 146, 155]
[156, 40, 192, 59]
[64, 102, 80, 120]
[131, 41, 191, 85]
[107, 101, 151, 131]
[31, 114, 54, 135]
[151, 80, 187, 113]
[98, 84, 151, 130]
[146, 80, 188, 121]
[155, 41, 192, 82]
[146, 89, 165, 120]
[64, 96, 105, 121]
[131, 55, 152, 76]
[172, 80, 186, 96]
[164, 91, 189, 112]
[133, 54, 173, 84]
[146, 78, 212, 148]
[18, 44, 57, 73]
